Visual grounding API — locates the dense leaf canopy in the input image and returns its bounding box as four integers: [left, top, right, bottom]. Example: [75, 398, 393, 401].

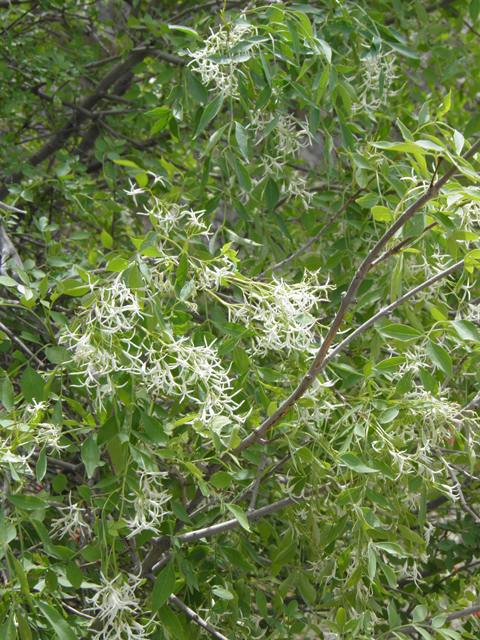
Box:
[2, 1, 480, 639]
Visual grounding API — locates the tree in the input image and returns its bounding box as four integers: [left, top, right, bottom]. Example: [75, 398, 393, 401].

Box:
[2, 0, 480, 638]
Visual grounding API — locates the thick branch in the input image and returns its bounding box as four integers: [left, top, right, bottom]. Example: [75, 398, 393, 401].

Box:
[0, 47, 149, 202]
[178, 485, 328, 545]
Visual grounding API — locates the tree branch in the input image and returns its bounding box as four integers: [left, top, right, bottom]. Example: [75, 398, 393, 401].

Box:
[0, 47, 150, 202]
[141, 484, 330, 575]
[229, 138, 480, 457]
[178, 485, 329, 545]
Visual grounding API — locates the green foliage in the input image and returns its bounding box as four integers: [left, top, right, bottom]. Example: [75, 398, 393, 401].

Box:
[2, 1, 480, 639]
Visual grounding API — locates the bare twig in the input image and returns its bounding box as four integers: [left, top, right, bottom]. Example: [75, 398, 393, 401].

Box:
[169, 594, 230, 640]
[322, 260, 465, 369]
[0, 202, 27, 215]
[445, 463, 480, 522]
[370, 222, 438, 269]
[0, 319, 44, 367]
[259, 184, 367, 278]
[178, 485, 329, 545]
[384, 604, 480, 637]
[247, 451, 266, 513]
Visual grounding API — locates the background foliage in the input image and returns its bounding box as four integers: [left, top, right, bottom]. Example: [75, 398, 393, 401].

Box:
[2, 1, 480, 639]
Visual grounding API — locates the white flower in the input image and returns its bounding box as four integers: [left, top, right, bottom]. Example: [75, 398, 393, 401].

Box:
[126, 470, 171, 538]
[33, 422, 68, 454]
[229, 272, 333, 356]
[188, 20, 256, 97]
[51, 494, 92, 540]
[87, 573, 152, 640]
[352, 53, 398, 114]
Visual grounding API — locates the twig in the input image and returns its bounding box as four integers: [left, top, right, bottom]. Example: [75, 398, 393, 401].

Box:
[446, 463, 480, 522]
[258, 184, 368, 278]
[322, 260, 465, 369]
[169, 594, 229, 640]
[0, 202, 27, 215]
[178, 485, 329, 545]
[141, 484, 330, 575]
[370, 222, 438, 269]
[247, 452, 266, 513]
[0, 319, 44, 367]
[384, 603, 480, 637]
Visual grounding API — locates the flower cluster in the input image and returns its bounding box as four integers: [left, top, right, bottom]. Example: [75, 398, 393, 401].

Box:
[51, 494, 92, 541]
[87, 573, 152, 640]
[352, 53, 398, 115]
[188, 20, 256, 97]
[229, 272, 333, 356]
[126, 470, 171, 537]
[253, 112, 314, 206]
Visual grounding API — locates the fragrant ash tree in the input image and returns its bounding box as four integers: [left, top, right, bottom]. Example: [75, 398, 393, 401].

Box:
[1, 1, 480, 639]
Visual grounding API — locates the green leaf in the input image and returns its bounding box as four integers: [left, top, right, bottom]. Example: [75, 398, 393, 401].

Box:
[419, 367, 438, 394]
[412, 604, 428, 623]
[232, 156, 252, 192]
[235, 121, 249, 162]
[100, 229, 113, 249]
[389, 42, 420, 59]
[188, 70, 208, 104]
[0, 377, 14, 411]
[176, 253, 188, 290]
[374, 542, 407, 557]
[339, 453, 378, 474]
[0, 614, 15, 640]
[152, 561, 176, 613]
[20, 365, 45, 404]
[265, 177, 280, 212]
[212, 586, 234, 600]
[57, 279, 91, 297]
[226, 503, 251, 531]
[0, 275, 19, 287]
[37, 602, 77, 640]
[372, 206, 391, 221]
[16, 612, 32, 640]
[66, 562, 84, 589]
[221, 546, 252, 571]
[45, 346, 70, 364]
[194, 93, 224, 138]
[10, 553, 33, 605]
[36, 447, 47, 483]
[452, 320, 480, 343]
[378, 324, 422, 342]
[171, 502, 191, 523]
[157, 606, 185, 640]
[135, 173, 148, 188]
[141, 412, 168, 445]
[256, 588, 269, 619]
[371, 141, 425, 154]
[432, 615, 448, 629]
[168, 24, 203, 39]
[7, 493, 48, 510]
[426, 340, 453, 377]
[470, 0, 480, 22]
[379, 407, 399, 424]
[210, 471, 233, 489]
[81, 435, 100, 478]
